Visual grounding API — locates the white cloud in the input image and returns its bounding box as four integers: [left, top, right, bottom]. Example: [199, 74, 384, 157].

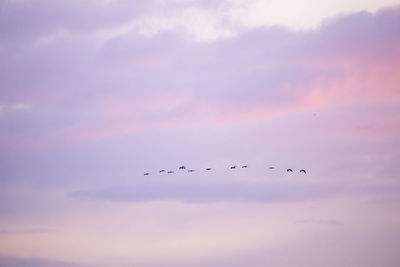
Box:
[226, 0, 400, 30]
[33, 31, 71, 48]
[94, 0, 400, 43]
[0, 103, 31, 113]
[11, 103, 30, 110]
[95, 5, 236, 42]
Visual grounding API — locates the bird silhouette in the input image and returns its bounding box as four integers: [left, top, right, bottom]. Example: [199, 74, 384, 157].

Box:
[143, 165, 306, 176]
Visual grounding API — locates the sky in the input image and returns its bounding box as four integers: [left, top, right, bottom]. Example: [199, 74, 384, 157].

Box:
[1, 0, 400, 266]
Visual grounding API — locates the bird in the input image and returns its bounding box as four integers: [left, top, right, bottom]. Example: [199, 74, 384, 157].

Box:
[242, 165, 248, 168]
[144, 172, 150, 176]
[179, 166, 186, 170]
[300, 169, 306, 174]
[167, 171, 174, 174]
[287, 168, 293, 172]
[206, 168, 212, 171]
[188, 169, 195, 172]
[159, 170, 166, 173]
[230, 166, 236, 169]
[268, 167, 275, 169]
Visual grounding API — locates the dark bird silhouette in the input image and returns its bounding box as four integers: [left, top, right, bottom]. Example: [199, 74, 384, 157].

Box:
[300, 169, 306, 174]
[287, 168, 293, 172]
[206, 168, 212, 171]
[242, 165, 248, 168]
[159, 170, 166, 173]
[230, 166, 236, 169]
[179, 166, 186, 170]
[167, 171, 174, 174]
[144, 172, 150, 176]
[268, 167, 275, 169]
[188, 169, 195, 172]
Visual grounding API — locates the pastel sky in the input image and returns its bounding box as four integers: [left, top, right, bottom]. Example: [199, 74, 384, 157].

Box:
[1, 0, 400, 266]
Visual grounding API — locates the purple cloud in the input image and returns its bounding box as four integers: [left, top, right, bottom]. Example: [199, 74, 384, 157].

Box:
[1, 3, 400, 266]
[67, 179, 339, 204]
[0, 256, 89, 267]
[294, 219, 343, 226]
[66, 175, 400, 204]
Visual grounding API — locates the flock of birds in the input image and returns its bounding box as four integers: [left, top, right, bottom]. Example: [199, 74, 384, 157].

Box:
[143, 165, 306, 176]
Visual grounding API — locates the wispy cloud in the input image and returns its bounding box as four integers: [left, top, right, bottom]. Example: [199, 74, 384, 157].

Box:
[1, 1, 400, 266]
[67, 179, 338, 204]
[0, 256, 89, 267]
[66, 177, 400, 204]
[0, 228, 52, 236]
[1, 5, 399, 150]
[0, 103, 31, 114]
[294, 219, 343, 226]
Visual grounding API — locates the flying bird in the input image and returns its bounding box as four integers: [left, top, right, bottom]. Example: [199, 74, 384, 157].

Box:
[144, 172, 150, 176]
[206, 168, 212, 171]
[268, 167, 275, 169]
[167, 171, 174, 174]
[188, 169, 195, 172]
[300, 169, 306, 174]
[230, 166, 236, 169]
[242, 165, 248, 168]
[286, 169, 293, 172]
[179, 166, 186, 170]
[159, 170, 166, 173]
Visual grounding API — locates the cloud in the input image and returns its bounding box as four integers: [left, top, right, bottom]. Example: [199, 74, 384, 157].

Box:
[1, 0, 399, 47]
[0, 103, 31, 114]
[294, 219, 343, 226]
[66, 180, 335, 203]
[66, 175, 400, 204]
[0, 256, 89, 267]
[1, 5, 399, 145]
[0, 4, 399, 188]
[0, 0, 153, 44]
[10, 104, 30, 110]
[0, 228, 52, 236]
[1, 3, 400, 267]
